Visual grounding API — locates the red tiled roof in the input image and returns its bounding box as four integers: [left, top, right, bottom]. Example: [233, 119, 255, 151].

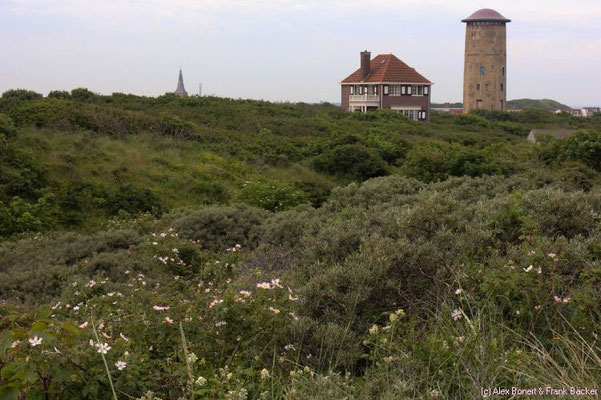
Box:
[341, 54, 431, 84]
[462, 9, 510, 22]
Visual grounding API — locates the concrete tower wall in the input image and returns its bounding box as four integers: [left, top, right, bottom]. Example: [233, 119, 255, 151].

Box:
[463, 22, 507, 113]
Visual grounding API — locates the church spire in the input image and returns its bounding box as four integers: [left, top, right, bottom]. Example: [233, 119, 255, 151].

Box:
[174, 68, 188, 97]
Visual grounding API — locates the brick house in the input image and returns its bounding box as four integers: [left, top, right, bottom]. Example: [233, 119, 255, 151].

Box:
[340, 51, 432, 121]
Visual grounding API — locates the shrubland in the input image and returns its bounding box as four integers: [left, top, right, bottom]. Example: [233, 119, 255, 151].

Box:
[1, 89, 601, 399]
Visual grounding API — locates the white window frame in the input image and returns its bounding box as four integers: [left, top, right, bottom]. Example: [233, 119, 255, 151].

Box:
[350, 86, 354, 95]
[424, 86, 429, 96]
[384, 85, 389, 95]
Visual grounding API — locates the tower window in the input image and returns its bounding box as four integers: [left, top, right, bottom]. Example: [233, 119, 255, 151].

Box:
[480, 66, 485, 75]
[502, 67, 505, 76]
[500, 83, 504, 91]
[476, 84, 480, 91]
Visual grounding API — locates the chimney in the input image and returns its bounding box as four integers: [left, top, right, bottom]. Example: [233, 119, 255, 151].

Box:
[360, 50, 371, 81]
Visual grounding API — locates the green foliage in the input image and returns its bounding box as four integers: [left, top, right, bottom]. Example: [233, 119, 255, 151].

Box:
[1, 89, 43, 101]
[540, 130, 601, 171]
[235, 181, 309, 212]
[71, 87, 97, 102]
[0, 195, 59, 236]
[0, 146, 46, 201]
[401, 141, 502, 183]
[454, 113, 490, 127]
[0, 114, 17, 141]
[312, 144, 389, 181]
[103, 185, 164, 217]
[2, 91, 601, 398]
[172, 204, 269, 251]
[48, 90, 72, 100]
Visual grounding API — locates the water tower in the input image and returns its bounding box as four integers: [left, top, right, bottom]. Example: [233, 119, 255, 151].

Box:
[462, 9, 510, 113]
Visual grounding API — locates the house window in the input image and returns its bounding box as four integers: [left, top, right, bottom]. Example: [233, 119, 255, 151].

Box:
[401, 86, 407, 95]
[406, 85, 412, 95]
[424, 86, 429, 96]
[411, 85, 423, 96]
[389, 85, 401, 96]
[480, 66, 485, 75]
[384, 85, 389, 95]
[350, 86, 354, 95]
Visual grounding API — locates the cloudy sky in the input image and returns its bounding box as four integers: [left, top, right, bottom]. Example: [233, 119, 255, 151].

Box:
[1, 0, 599, 107]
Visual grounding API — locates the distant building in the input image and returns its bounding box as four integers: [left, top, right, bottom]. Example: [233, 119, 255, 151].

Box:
[462, 9, 510, 113]
[174, 69, 188, 97]
[566, 108, 599, 117]
[584, 107, 601, 116]
[432, 103, 464, 115]
[527, 129, 576, 143]
[340, 51, 432, 122]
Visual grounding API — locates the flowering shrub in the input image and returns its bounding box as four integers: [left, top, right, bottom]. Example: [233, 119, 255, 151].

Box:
[235, 181, 309, 212]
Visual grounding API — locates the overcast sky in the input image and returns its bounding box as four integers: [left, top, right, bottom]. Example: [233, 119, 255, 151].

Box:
[1, 0, 600, 107]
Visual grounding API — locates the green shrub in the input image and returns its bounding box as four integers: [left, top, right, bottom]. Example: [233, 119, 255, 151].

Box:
[236, 181, 309, 212]
[1, 89, 43, 101]
[540, 130, 601, 171]
[293, 181, 331, 208]
[104, 185, 164, 217]
[312, 144, 389, 181]
[172, 204, 269, 251]
[454, 113, 490, 127]
[402, 141, 498, 183]
[0, 114, 17, 140]
[48, 90, 72, 100]
[0, 230, 142, 303]
[70, 87, 97, 102]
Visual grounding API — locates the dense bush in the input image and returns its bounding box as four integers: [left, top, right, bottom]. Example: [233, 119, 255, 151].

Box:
[48, 90, 72, 100]
[71, 88, 97, 102]
[401, 141, 499, 182]
[0, 146, 46, 201]
[103, 185, 164, 217]
[540, 130, 601, 171]
[1, 89, 42, 101]
[0, 114, 17, 141]
[0, 230, 142, 304]
[312, 144, 389, 181]
[454, 113, 490, 127]
[0, 195, 59, 236]
[235, 181, 309, 212]
[172, 204, 269, 251]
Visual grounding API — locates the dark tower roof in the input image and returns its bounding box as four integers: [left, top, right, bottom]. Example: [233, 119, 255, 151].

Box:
[462, 9, 511, 23]
[174, 69, 188, 97]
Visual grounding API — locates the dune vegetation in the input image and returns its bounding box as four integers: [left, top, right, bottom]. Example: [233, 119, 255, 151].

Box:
[1, 89, 601, 399]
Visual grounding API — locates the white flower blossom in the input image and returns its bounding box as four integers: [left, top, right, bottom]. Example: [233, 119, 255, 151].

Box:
[96, 342, 111, 354]
[451, 309, 463, 321]
[29, 336, 43, 347]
